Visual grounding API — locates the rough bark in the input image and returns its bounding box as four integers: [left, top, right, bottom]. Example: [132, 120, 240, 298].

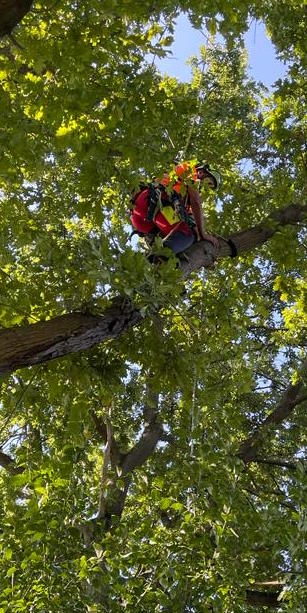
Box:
[246, 590, 281, 608]
[0, 0, 32, 36]
[0, 300, 142, 375]
[0, 202, 306, 375]
[238, 359, 307, 463]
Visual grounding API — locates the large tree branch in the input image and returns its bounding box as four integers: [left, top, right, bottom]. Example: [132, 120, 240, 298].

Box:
[0, 299, 142, 375]
[246, 590, 281, 608]
[121, 389, 163, 475]
[0, 449, 23, 474]
[0, 202, 306, 375]
[238, 359, 307, 463]
[98, 387, 163, 522]
[0, 0, 33, 36]
[180, 202, 306, 277]
[250, 456, 306, 471]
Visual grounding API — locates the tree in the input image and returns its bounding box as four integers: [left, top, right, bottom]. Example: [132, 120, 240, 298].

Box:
[0, 2, 306, 612]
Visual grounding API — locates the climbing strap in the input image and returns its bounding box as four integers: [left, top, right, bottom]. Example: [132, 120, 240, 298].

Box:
[227, 238, 238, 258]
[214, 234, 238, 258]
[146, 183, 162, 222]
[146, 182, 195, 228]
[170, 191, 195, 228]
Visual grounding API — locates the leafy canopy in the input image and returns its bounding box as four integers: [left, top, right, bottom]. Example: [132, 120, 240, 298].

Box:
[0, 1, 306, 612]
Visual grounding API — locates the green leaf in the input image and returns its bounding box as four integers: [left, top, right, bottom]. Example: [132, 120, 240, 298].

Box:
[159, 497, 173, 510]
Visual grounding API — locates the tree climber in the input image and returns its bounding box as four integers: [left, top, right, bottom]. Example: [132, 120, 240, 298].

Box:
[130, 161, 221, 255]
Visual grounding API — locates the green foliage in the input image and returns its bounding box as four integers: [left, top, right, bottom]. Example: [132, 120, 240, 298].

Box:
[0, 0, 306, 611]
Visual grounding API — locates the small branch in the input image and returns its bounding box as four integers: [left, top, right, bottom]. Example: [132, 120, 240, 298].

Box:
[251, 456, 305, 471]
[238, 359, 307, 463]
[252, 581, 285, 587]
[244, 486, 296, 511]
[97, 417, 112, 520]
[90, 409, 122, 468]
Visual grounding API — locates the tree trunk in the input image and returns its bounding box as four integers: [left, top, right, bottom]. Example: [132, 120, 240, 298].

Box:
[0, 203, 305, 375]
[0, 0, 32, 36]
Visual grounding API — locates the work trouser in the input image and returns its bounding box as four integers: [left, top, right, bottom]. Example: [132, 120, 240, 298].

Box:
[163, 231, 195, 254]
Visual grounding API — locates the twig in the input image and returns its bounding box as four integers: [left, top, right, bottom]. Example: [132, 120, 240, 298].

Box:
[0, 366, 41, 444]
[8, 33, 24, 50]
[97, 414, 112, 520]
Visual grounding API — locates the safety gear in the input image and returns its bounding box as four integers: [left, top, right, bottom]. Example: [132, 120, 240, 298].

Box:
[130, 182, 195, 238]
[206, 168, 222, 190]
[195, 162, 222, 190]
[129, 159, 222, 239]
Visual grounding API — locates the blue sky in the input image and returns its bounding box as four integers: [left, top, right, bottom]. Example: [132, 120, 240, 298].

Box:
[154, 15, 287, 87]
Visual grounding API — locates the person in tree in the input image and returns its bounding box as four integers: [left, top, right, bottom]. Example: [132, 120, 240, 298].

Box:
[130, 161, 221, 255]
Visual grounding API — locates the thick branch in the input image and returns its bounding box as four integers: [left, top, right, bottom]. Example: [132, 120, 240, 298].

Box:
[180, 202, 307, 277]
[251, 456, 305, 471]
[0, 0, 33, 36]
[238, 360, 307, 463]
[246, 590, 281, 608]
[0, 299, 142, 375]
[121, 390, 162, 475]
[103, 476, 132, 523]
[102, 388, 163, 522]
[0, 202, 305, 375]
[0, 450, 23, 474]
[90, 410, 122, 468]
